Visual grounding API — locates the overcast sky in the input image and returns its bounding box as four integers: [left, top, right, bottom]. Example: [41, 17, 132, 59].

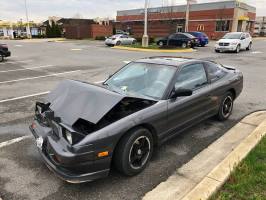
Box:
[0, 0, 265, 22]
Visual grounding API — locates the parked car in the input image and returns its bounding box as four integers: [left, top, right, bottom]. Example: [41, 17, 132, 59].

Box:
[30, 57, 243, 183]
[157, 33, 199, 48]
[215, 32, 252, 53]
[105, 34, 136, 46]
[0, 43, 11, 61]
[186, 31, 209, 47]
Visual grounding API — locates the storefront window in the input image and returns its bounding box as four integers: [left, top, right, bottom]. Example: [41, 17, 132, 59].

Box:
[216, 20, 230, 31]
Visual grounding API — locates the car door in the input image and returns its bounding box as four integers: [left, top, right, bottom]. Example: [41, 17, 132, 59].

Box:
[240, 33, 247, 49]
[119, 35, 127, 45]
[168, 34, 177, 46]
[166, 62, 214, 135]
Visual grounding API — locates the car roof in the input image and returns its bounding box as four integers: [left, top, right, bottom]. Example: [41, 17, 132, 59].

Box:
[134, 56, 201, 67]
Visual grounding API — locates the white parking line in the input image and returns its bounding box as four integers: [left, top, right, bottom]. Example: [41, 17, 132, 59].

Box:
[0, 59, 33, 65]
[0, 65, 54, 73]
[71, 48, 82, 51]
[123, 60, 131, 64]
[0, 70, 81, 84]
[0, 91, 50, 103]
[0, 135, 31, 149]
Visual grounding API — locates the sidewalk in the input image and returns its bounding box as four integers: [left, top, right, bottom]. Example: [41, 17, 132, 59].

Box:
[143, 111, 266, 200]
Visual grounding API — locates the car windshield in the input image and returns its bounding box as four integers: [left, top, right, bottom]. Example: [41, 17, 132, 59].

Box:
[222, 33, 241, 39]
[104, 62, 176, 100]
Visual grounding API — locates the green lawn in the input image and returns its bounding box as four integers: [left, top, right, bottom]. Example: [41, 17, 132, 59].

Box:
[122, 43, 188, 50]
[211, 136, 266, 200]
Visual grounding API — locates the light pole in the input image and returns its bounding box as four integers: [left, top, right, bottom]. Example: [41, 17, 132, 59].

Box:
[185, 0, 197, 32]
[24, 0, 31, 38]
[142, 0, 149, 47]
[185, 0, 189, 32]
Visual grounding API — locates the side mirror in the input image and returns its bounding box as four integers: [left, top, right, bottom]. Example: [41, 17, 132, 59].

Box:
[170, 88, 193, 99]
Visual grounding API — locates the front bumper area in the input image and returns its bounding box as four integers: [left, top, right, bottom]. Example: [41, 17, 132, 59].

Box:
[1, 51, 11, 57]
[30, 121, 110, 183]
[215, 44, 237, 51]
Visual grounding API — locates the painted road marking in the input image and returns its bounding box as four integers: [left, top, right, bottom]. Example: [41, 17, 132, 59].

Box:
[71, 48, 82, 51]
[0, 65, 54, 73]
[123, 61, 131, 64]
[0, 70, 81, 84]
[15, 45, 23, 47]
[251, 51, 263, 54]
[0, 59, 33, 65]
[0, 135, 31, 149]
[0, 91, 50, 103]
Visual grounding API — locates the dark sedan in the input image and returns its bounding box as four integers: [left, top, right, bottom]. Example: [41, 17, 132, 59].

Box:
[0, 43, 11, 61]
[30, 57, 243, 183]
[157, 33, 199, 48]
[186, 31, 209, 47]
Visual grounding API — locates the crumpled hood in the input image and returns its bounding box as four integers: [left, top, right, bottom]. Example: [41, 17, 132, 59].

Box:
[47, 80, 125, 126]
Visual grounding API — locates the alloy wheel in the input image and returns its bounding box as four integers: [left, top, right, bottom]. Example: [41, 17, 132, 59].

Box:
[222, 96, 233, 118]
[129, 136, 151, 170]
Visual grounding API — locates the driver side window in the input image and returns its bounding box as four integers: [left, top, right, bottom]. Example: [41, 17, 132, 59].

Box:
[175, 63, 208, 90]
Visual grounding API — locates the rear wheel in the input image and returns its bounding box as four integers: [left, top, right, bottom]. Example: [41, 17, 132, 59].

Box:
[113, 128, 153, 176]
[116, 41, 121, 46]
[132, 40, 136, 45]
[215, 49, 220, 53]
[217, 92, 234, 121]
[158, 41, 164, 47]
[0, 54, 3, 62]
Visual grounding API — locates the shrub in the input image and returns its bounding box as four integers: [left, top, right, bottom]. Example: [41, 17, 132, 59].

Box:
[95, 36, 106, 40]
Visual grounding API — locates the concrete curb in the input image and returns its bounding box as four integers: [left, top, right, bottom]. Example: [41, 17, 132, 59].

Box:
[182, 117, 266, 200]
[111, 46, 195, 53]
[143, 111, 266, 200]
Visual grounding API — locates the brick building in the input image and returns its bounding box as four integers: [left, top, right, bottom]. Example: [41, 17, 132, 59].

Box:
[116, 0, 256, 39]
[57, 18, 113, 39]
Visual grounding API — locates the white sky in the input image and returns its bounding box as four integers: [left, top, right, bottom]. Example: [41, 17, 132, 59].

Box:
[0, 0, 265, 22]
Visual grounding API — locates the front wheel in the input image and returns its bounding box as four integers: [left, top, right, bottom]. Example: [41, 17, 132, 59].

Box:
[181, 42, 187, 48]
[235, 44, 240, 53]
[116, 41, 121, 46]
[246, 42, 252, 51]
[113, 128, 153, 176]
[0, 54, 3, 62]
[217, 92, 234, 121]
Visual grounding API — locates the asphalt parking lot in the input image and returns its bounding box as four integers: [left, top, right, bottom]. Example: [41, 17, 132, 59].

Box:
[0, 38, 266, 200]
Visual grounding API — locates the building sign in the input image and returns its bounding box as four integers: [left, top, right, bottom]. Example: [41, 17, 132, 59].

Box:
[197, 24, 205, 31]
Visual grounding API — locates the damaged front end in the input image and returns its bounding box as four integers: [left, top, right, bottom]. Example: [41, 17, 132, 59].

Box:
[30, 80, 156, 183]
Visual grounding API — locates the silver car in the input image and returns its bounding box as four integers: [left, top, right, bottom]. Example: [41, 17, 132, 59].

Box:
[105, 34, 136, 46]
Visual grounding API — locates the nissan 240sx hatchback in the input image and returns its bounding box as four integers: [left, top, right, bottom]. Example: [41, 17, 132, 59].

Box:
[30, 57, 243, 183]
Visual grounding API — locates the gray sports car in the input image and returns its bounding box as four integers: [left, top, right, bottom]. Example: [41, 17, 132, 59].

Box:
[30, 57, 243, 183]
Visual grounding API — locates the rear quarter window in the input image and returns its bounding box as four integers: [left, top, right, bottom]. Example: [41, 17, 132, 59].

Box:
[205, 62, 227, 83]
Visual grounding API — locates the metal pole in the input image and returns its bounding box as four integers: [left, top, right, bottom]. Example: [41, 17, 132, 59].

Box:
[185, 0, 190, 32]
[142, 0, 149, 47]
[24, 0, 31, 38]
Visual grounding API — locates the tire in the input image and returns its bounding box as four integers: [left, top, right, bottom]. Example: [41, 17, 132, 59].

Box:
[0, 54, 3, 62]
[217, 92, 234, 121]
[132, 40, 136, 45]
[158, 41, 164, 47]
[235, 44, 240, 53]
[116, 41, 121, 46]
[215, 49, 220, 53]
[113, 127, 154, 176]
[181, 42, 187, 48]
[246, 42, 252, 51]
